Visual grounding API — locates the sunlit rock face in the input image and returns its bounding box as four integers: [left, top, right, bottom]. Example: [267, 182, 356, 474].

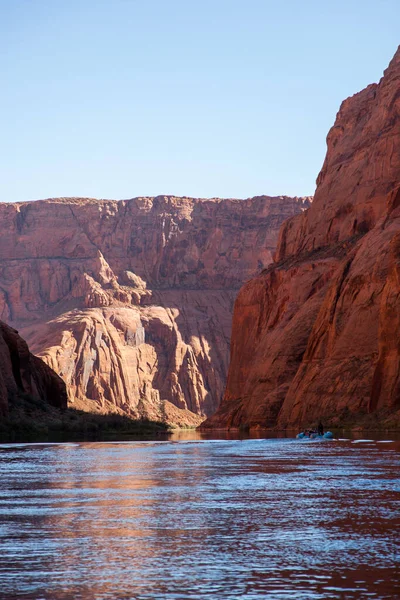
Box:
[0, 320, 67, 419]
[0, 194, 309, 425]
[204, 46, 400, 430]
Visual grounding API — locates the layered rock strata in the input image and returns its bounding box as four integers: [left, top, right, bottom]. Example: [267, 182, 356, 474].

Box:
[205, 47, 400, 430]
[0, 195, 310, 425]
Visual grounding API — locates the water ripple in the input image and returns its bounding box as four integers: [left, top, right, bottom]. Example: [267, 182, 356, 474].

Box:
[0, 437, 399, 599]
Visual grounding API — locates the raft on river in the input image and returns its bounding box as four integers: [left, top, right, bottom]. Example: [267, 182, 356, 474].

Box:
[296, 431, 334, 440]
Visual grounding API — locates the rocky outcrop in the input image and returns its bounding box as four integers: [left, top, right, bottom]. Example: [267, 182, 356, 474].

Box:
[205, 47, 400, 430]
[0, 195, 309, 425]
[0, 321, 67, 419]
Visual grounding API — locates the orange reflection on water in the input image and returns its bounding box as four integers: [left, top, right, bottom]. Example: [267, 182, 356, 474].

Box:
[0, 436, 399, 599]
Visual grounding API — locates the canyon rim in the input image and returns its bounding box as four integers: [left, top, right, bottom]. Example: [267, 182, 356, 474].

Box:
[1, 48, 400, 432]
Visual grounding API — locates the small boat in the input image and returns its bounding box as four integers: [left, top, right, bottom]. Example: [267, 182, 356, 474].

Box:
[296, 431, 334, 440]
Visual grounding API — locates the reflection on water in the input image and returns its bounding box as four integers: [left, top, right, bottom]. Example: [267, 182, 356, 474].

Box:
[0, 435, 399, 599]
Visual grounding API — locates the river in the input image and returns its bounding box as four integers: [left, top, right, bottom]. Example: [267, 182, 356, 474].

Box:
[0, 433, 399, 599]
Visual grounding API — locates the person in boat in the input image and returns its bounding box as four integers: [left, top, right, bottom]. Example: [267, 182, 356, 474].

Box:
[317, 421, 324, 436]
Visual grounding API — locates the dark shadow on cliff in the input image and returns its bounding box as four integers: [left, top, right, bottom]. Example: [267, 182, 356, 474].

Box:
[147, 289, 237, 417]
[0, 393, 170, 443]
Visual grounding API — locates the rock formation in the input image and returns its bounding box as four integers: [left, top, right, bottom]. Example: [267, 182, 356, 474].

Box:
[0, 320, 67, 419]
[0, 195, 309, 425]
[204, 46, 400, 430]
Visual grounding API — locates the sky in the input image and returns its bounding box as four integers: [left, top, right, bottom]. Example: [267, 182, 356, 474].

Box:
[1, 0, 398, 203]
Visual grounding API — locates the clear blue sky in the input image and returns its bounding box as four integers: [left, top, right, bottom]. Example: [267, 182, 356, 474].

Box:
[1, 0, 398, 203]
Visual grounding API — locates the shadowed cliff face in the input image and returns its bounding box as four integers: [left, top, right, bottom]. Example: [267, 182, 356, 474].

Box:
[0, 195, 309, 425]
[0, 321, 67, 419]
[205, 47, 400, 430]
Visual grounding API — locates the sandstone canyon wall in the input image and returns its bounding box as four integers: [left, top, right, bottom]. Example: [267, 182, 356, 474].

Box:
[205, 46, 400, 430]
[0, 320, 67, 419]
[0, 195, 310, 425]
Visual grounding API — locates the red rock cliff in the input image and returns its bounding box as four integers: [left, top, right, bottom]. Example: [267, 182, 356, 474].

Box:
[205, 47, 400, 430]
[0, 321, 67, 419]
[0, 195, 309, 425]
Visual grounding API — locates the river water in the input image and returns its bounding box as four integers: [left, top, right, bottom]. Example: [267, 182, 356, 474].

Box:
[0, 433, 399, 600]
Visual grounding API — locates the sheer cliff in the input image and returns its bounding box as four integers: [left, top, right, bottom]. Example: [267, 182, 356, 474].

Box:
[204, 47, 400, 430]
[0, 195, 309, 425]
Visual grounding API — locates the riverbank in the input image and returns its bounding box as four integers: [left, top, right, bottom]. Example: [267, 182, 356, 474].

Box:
[199, 409, 400, 433]
[0, 393, 171, 443]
